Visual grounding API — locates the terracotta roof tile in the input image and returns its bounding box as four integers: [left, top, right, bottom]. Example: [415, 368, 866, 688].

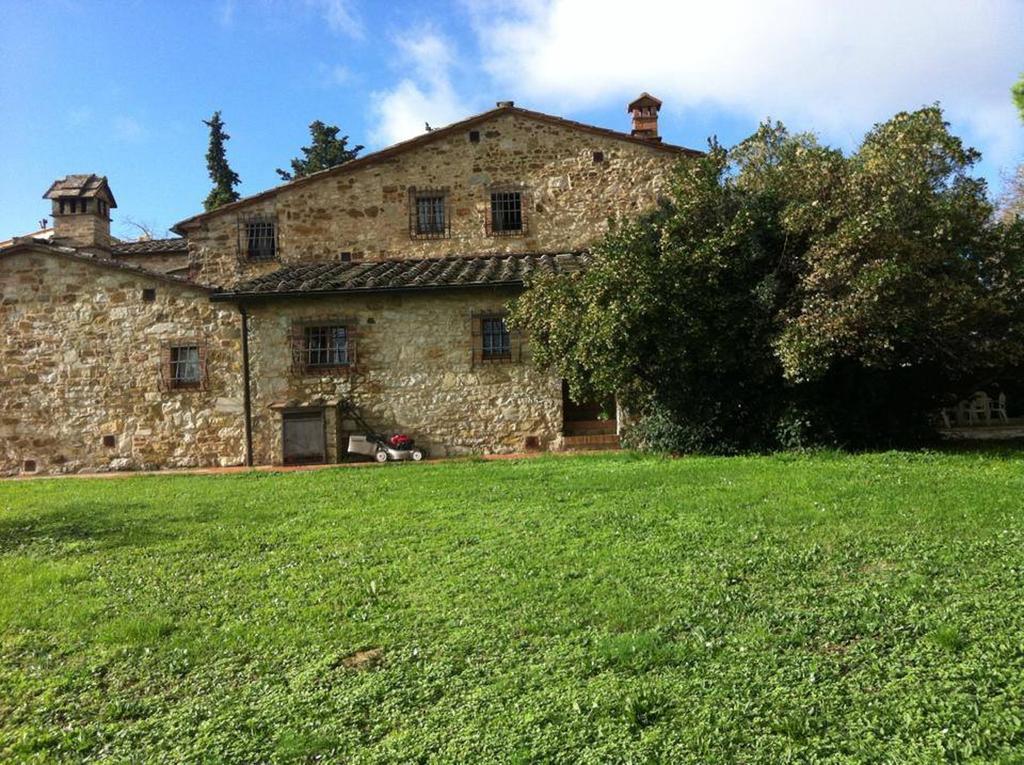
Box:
[0, 239, 206, 290]
[43, 174, 117, 207]
[110, 238, 188, 255]
[216, 252, 588, 299]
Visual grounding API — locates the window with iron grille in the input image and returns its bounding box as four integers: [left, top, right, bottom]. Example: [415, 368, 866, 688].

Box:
[482, 317, 511, 359]
[487, 190, 525, 236]
[305, 326, 349, 367]
[239, 214, 277, 260]
[291, 321, 356, 374]
[471, 312, 520, 365]
[409, 189, 449, 239]
[162, 343, 206, 390]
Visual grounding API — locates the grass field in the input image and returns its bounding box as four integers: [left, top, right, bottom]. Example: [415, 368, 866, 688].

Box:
[2, 451, 1024, 763]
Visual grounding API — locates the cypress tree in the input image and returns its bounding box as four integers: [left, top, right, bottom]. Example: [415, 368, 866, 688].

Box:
[276, 121, 363, 181]
[203, 111, 241, 211]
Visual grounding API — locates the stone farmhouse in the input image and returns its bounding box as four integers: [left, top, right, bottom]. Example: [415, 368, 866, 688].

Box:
[0, 95, 697, 475]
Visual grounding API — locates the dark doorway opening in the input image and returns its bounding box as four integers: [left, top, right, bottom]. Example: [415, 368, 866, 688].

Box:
[282, 408, 327, 465]
[561, 380, 616, 437]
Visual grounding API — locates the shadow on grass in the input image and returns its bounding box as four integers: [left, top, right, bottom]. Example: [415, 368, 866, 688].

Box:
[0, 502, 173, 554]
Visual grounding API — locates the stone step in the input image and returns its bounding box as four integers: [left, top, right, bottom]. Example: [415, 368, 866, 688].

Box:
[562, 434, 621, 451]
[563, 419, 618, 436]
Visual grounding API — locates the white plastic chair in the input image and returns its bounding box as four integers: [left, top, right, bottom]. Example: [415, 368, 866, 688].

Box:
[970, 392, 991, 424]
[992, 392, 1009, 423]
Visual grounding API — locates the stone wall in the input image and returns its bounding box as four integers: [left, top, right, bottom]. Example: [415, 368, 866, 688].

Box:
[51, 211, 111, 250]
[184, 112, 682, 287]
[0, 251, 246, 475]
[244, 287, 562, 464]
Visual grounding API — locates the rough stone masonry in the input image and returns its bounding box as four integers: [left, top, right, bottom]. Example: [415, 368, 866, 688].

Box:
[0, 97, 695, 475]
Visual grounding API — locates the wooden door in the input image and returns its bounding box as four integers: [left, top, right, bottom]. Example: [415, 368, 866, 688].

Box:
[282, 410, 326, 464]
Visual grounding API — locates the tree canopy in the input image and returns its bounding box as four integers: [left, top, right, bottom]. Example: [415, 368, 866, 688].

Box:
[276, 121, 363, 181]
[1013, 72, 1024, 123]
[202, 111, 241, 212]
[1001, 74, 1024, 222]
[510, 107, 1024, 452]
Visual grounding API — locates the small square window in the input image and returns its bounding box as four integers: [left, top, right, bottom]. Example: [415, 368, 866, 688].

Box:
[481, 317, 511, 360]
[469, 130, 480, 143]
[168, 345, 202, 389]
[410, 191, 448, 238]
[23, 459, 37, 473]
[301, 326, 350, 369]
[102, 435, 116, 448]
[142, 288, 156, 302]
[242, 215, 277, 260]
[488, 191, 524, 236]
[593, 151, 604, 163]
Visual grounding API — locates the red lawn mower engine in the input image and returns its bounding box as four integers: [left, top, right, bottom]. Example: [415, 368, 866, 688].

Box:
[343, 400, 426, 463]
[363, 433, 424, 463]
[389, 434, 414, 450]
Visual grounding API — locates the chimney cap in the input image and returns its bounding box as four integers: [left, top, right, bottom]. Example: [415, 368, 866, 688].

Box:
[42, 174, 117, 208]
[627, 92, 662, 112]
[496, 100, 515, 108]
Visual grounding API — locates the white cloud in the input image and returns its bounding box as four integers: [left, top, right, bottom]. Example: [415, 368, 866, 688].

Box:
[369, 30, 473, 146]
[67, 107, 93, 127]
[318, 63, 354, 87]
[112, 116, 145, 142]
[216, 0, 235, 27]
[308, 0, 362, 38]
[469, 0, 1024, 168]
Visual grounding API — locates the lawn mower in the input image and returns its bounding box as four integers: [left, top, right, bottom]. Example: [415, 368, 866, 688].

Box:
[342, 401, 426, 463]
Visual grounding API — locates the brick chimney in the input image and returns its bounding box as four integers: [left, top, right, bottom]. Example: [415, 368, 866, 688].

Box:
[43, 174, 116, 253]
[628, 93, 662, 141]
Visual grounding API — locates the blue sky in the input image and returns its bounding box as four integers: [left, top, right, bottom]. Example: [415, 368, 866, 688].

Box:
[1, 0, 1021, 240]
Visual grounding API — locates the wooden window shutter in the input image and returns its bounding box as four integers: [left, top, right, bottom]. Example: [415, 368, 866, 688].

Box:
[510, 322, 523, 363]
[470, 313, 483, 367]
[345, 321, 358, 368]
[159, 345, 172, 390]
[290, 322, 306, 373]
[197, 344, 209, 390]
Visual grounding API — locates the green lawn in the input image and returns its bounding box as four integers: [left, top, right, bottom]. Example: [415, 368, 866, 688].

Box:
[2, 452, 1024, 763]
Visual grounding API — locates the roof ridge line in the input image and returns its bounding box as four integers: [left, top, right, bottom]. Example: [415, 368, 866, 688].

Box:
[171, 104, 699, 233]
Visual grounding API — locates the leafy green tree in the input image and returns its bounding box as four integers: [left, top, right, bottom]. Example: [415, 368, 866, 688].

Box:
[1013, 73, 1024, 122]
[777, 108, 1011, 381]
[1001, 74, 1024, 221]
[511, 108, 1024, 452]
[202, 111, 241, 211]
[276, 121, 363, 181]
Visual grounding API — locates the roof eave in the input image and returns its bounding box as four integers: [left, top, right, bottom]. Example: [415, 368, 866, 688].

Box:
[0, 240, 209, 291]
[211, 280, 527, 303]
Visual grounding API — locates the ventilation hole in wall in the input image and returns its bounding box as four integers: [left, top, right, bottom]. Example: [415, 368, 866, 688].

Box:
[23, 459, 37, 473]
[593, 151, 604, 163]
[339, 252, 352, 262]
[366, 317, 375, 324]
[469, 130, 480, 143]
[524, 436, 540, 451]
[142, 288, 156, 302]
[103, 435, 116, 448]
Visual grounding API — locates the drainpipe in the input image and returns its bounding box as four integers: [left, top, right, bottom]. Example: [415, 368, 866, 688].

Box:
[239, 304, 254, 467]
